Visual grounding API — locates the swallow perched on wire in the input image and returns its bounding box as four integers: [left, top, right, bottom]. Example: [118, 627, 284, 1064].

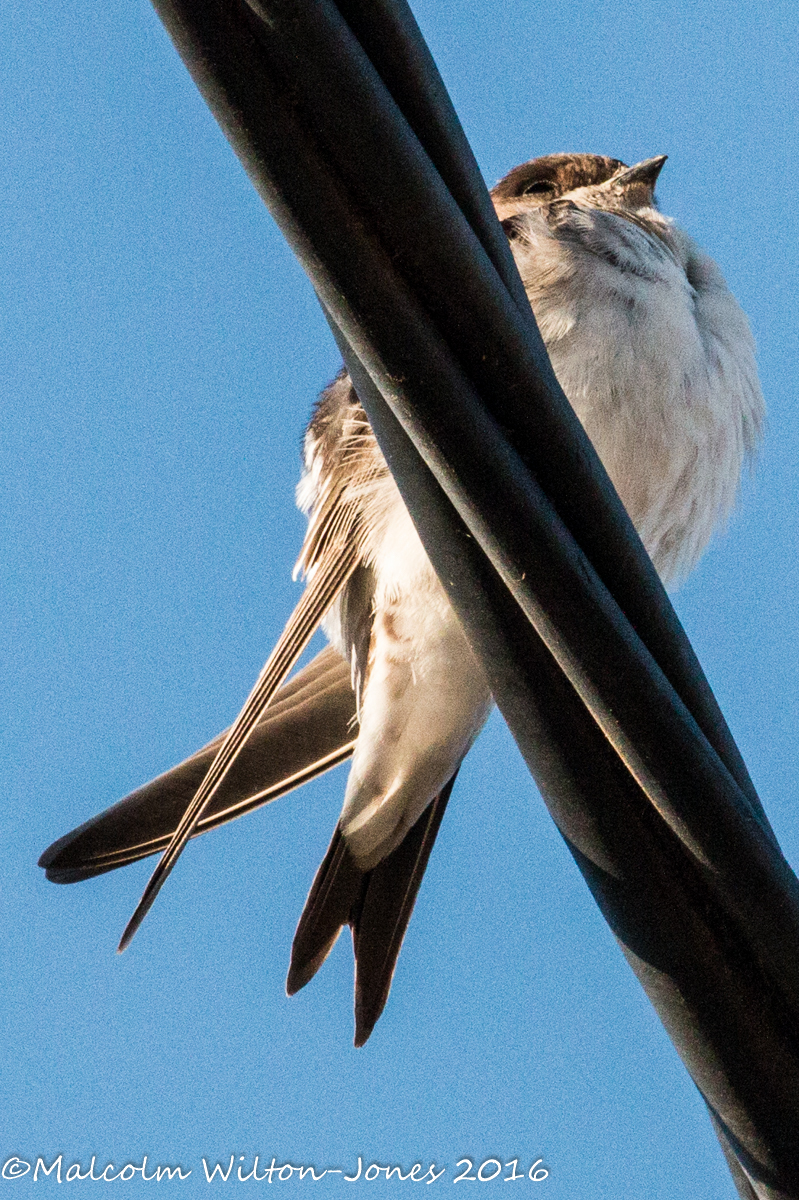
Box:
[40, 153, 764, 1045]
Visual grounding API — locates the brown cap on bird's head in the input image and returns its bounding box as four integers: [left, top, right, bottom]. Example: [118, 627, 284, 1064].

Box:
[491, 152, 667, 219]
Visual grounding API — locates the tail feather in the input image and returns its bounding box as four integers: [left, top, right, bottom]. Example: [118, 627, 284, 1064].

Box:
[286, 828, 366, 995]
[287, 773, 457, 1045]
[352, 775, 455, 1045]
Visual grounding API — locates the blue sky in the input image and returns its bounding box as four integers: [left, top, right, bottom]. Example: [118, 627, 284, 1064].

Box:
[3, 0, 799, 1195]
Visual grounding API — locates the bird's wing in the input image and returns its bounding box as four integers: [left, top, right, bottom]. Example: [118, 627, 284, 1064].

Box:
[113, 375, 396, 949]
[287, 772, 457, 1046]
[116, 534, 362, 950]
[39, 646, 357, 883]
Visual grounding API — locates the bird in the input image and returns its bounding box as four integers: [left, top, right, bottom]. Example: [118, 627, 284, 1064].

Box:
[39, 152, 765, 1046]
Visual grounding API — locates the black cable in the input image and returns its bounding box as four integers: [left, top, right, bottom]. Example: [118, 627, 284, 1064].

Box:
[142, 0, 799, 1189]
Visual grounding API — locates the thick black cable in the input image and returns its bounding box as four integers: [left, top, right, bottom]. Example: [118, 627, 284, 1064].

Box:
[150, 0, 799, 989]
[143, 0, 799, 1190]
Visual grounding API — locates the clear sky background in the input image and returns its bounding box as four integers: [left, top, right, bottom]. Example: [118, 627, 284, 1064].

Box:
[3, 0, 799, 1195]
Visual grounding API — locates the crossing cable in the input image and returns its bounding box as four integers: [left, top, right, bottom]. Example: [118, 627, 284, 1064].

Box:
[143, 0, 799, 1192]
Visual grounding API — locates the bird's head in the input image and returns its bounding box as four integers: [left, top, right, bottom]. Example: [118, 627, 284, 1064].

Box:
[492, 152, 668, 233]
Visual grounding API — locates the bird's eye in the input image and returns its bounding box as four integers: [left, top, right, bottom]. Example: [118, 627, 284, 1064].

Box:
[523, 180, 556, 196]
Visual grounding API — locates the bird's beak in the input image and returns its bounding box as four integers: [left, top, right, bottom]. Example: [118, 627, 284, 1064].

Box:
[608, 155, 668, 203]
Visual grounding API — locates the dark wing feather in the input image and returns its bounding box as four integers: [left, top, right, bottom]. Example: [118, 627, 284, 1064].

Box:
[115, 375, 387, 950]
[287, 773, 457, 1046]
[39, 647, 357, 883]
